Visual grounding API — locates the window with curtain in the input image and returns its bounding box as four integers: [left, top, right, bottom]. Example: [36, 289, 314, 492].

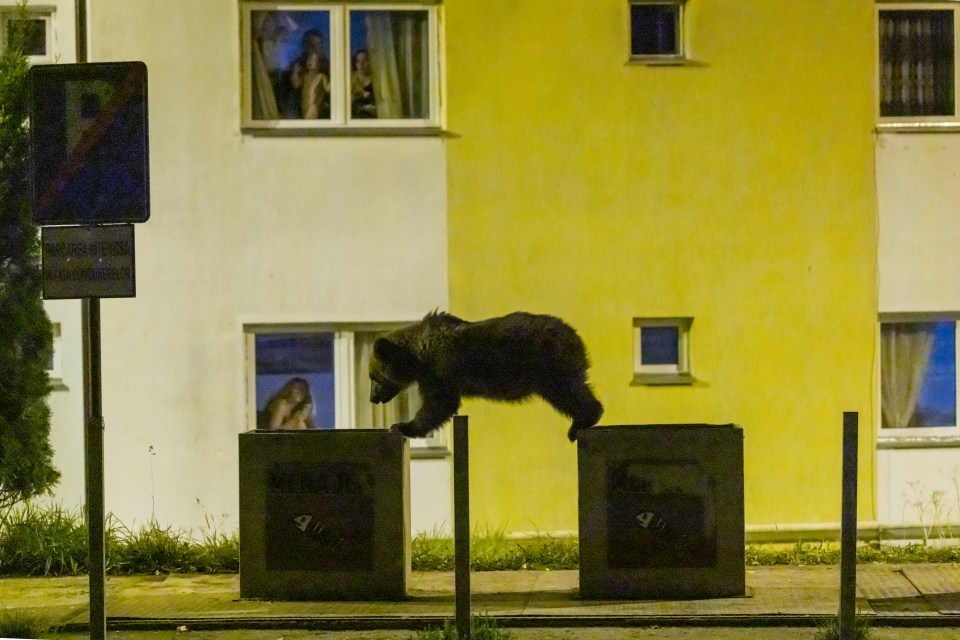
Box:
[878, 7, 957, 119]
[242, 3, 439, 130]
[881, 321, 957, 429]
[248, 326, 445, 454]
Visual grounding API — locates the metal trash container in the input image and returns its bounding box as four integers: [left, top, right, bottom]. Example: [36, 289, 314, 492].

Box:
[578, 424, 744, 599]
[239, 429, 410, 600]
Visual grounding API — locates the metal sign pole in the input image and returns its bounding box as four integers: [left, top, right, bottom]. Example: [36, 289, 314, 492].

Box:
[74, 4, 105, 639]
[82, 298, 106, 640]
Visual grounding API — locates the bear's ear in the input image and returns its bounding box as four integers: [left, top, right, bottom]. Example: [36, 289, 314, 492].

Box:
[373, 337, 419, 376]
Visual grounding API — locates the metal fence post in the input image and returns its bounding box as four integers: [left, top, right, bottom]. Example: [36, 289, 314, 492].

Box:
[453, 416, 471, 639]
[839, 411, 859, 640]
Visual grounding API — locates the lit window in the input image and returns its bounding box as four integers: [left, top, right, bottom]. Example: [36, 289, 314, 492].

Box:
[241, 3, 440, 131]
[630, 1, 685, 62]
[633, 317, 692, 385]
[247, 325, 446, 456]
[878, 5, 960, 122]
[881, 320, 957, 429]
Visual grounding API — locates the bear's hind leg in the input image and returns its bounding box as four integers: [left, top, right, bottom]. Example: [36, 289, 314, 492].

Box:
[540, 383, 603, 442]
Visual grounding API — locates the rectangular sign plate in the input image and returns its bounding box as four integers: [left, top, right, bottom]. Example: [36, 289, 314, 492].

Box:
[42, 224, 135, 299]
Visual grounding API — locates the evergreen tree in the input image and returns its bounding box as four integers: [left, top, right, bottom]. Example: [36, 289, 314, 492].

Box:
[0, 3, 60, 514]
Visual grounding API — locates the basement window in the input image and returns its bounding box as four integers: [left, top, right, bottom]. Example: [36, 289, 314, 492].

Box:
[630, 0, 686, 64]
[632, 317, 693, 385]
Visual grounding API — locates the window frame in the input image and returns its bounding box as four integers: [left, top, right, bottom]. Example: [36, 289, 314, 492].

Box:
[876, 1, 960, 130]
[244, 322, 448, 457]
[240, 1, 442, 134]
[46, 321, 63, 387]
[0, 5, 55, 65]
[878, 313, 960, 445]
[628, 0, 687, 65]
[631, 317, 693, 385]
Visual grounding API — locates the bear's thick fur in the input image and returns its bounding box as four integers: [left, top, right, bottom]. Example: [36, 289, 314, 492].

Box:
[369, 311, 603, 441]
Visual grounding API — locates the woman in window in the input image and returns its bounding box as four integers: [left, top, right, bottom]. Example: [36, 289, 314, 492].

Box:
[259, 377, 317, 430]
[350, 49, 377, 119]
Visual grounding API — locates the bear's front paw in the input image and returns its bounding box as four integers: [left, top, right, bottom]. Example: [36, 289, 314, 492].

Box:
[390, 421, 419, 438]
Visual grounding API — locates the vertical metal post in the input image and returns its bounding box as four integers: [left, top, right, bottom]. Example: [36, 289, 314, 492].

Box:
[453, 416, 471, 640]
[82, 299, 106, 640]
[74, 7, 105, 640]
[839, 412, 858, 640]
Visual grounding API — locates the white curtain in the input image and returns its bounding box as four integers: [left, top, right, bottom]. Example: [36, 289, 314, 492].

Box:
[881, 323, 935, 428]
[365, 11, 428, 119]
[879, 11, 953, 117]
[354, 333, 420, 429]
[251, 38, 280, 120]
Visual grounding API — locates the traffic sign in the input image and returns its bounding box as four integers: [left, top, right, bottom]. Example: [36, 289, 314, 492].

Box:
[29, 62, 149, 225]
[41, 224, 135, 299]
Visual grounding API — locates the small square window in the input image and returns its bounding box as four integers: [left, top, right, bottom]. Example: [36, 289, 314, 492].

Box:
[630, 1, 685, 62]
[633, 317, 692, 385]
[1, 10, 54, 64]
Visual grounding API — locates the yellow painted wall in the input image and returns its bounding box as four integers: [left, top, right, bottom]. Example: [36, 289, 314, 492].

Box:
[444, 1, 878, 532]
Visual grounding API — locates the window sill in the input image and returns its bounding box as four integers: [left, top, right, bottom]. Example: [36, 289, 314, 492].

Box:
[242, 126, 446, 138]
[878, 433, 960, 449]
[410, 446, 450, 460]
[876, 121, 960, 133]
[631, 373, 695, 386]
[626, 57, 707, 68]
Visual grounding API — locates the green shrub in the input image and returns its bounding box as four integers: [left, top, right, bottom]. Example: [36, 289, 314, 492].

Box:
[0, 0, 60, 516]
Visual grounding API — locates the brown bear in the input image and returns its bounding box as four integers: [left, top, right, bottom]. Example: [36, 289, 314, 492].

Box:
[369, 311, 603, 442]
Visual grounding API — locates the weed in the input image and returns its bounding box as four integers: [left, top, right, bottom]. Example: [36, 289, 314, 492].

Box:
[0, 609, 53, 639]
[413, 614, 513, 640]
[814, 614, 871, 640]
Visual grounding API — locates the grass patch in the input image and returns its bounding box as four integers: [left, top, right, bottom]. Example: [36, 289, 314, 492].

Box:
[412, 528, 578, 572]
[6, 503, 960, 577]
[746, 540, 960, 566]
[0, 502, 238, 577]
[0, 609, 53, 639]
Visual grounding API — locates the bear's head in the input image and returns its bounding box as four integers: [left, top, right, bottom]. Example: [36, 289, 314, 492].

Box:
[369, 337, 420, 404]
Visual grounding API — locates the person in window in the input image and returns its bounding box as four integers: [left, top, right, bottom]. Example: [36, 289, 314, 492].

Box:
[299, 50, 330, 119]
[259, 377, 317, 430]
[350, 49, 377, 119]
[289, 29, 330, 119]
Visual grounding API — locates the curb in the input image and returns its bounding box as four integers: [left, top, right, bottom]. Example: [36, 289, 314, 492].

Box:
[55, 613, 960, 633]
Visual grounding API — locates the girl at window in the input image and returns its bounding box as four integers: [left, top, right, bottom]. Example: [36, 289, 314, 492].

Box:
[260, 377, 317, 430]
[351, 49, 377, 119]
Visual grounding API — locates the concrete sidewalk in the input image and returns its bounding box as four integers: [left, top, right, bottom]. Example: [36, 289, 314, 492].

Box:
[2, 565, 960, 632]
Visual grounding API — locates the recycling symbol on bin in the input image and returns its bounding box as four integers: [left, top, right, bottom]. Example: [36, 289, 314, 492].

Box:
[635, 511, 667, 532]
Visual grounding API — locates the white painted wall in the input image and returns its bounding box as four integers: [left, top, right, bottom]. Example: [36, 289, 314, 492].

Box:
[877, 131, 960, 529]
[36, 0, 452, 535]
[877, 133, 960, 313]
